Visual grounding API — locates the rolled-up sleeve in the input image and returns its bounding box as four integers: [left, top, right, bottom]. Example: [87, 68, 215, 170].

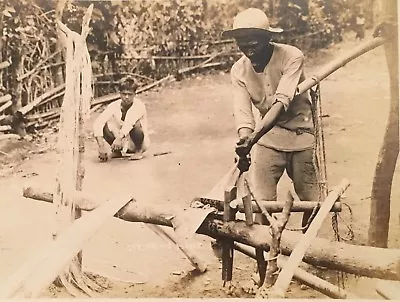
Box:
[273, 54, 304, 111]
[231, 68, 255, 132]
[93, 103, 114, 137]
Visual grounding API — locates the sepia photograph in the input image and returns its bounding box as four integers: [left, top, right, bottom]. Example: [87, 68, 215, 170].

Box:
[0, 0, 398, 299]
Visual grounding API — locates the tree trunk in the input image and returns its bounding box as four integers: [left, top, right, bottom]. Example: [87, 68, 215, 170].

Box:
[368, 0, 399, 248]
[54, 0, 68, 85]
[10, 49, 26, 137]
[23, 187, 400, 281]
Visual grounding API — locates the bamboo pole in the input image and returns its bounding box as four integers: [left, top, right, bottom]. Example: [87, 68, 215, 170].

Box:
[195, 197, 341, 213]
[0, 196, 132, 299]
[18, 84, 65, 116]
[368, 0, 399, 248]
[23, 186, 400, 281]
[297, 37, 387, 95]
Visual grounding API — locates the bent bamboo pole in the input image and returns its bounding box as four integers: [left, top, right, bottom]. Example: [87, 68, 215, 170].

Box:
[23, 186, 400, 281]
[248, 37, 387, 144]
[0, 195, 133, 299]
[297, 37, 387, 94]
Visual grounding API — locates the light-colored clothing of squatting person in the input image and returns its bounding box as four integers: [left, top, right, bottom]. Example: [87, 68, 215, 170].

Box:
[223, 8, 318, 230]
[93, 76, 150, 161]
[93, 98, 150, 152]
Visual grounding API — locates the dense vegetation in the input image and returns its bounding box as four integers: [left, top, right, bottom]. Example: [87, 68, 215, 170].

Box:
[0, 0, 370, 132]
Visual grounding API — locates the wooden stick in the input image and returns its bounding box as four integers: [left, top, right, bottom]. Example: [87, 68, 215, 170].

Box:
[233, 242, 355, 299]
[0, 101, 12, 114]
[0, 94, 11, 105]
[18, 84, 65, 115]
[297, 37, 387, 95]
[122, 52, 241, 60]
[376, 280, 400, 299]
[146, 224, 207, 273]
[90, 92, 119, 107]
[0, 60, 11, 70]
[17, 51, 61, 82]
[23, 186, 400, 281]
[195, 197, 341, 213]
[270, 179, 350, 298]
[0, 196, 132, 299]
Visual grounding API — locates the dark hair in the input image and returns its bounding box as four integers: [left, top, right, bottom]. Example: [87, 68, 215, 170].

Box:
[119, 76, 138, 92]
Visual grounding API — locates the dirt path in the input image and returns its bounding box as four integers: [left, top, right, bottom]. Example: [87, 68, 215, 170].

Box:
[0, 32, 398, 299]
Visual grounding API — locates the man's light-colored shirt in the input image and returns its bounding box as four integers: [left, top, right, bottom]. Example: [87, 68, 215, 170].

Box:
[231, 42, 314, 152]
[93, 98, 150, 151]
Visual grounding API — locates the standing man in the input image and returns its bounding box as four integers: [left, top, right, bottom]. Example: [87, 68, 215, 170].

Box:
[93, 76, 150, 161]
[222, 8, 318, 230]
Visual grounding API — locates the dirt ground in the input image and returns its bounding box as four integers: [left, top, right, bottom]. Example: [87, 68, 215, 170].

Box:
[0, 31, 399, 299]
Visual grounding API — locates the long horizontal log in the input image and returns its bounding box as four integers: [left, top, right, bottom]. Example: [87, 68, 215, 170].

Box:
[23, 186, 400, 281]
[193, 197, 341, 213]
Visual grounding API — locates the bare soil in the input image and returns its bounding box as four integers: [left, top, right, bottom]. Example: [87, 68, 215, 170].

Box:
[0, 32, 399, 299]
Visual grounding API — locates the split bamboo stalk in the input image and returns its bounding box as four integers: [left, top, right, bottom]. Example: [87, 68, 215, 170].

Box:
[23, 186, 400, 281]
[0, 196, 132, 299]
[269, 179, 350, 298]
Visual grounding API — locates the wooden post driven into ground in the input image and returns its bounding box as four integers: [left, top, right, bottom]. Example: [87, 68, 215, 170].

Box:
[368, 0, 399, 248]
[52, 5, 94, 295]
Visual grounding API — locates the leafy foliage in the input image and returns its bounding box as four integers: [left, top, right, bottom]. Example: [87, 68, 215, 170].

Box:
[0, 0, 367, 112]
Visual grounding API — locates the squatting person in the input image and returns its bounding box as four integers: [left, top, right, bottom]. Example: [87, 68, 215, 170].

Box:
[93, 76, 150, 162]
[222, 8, 319, 230]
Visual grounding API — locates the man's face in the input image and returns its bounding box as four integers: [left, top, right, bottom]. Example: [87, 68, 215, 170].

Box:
[235, 34, 271, 62]
[120, 91, 135, 110]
